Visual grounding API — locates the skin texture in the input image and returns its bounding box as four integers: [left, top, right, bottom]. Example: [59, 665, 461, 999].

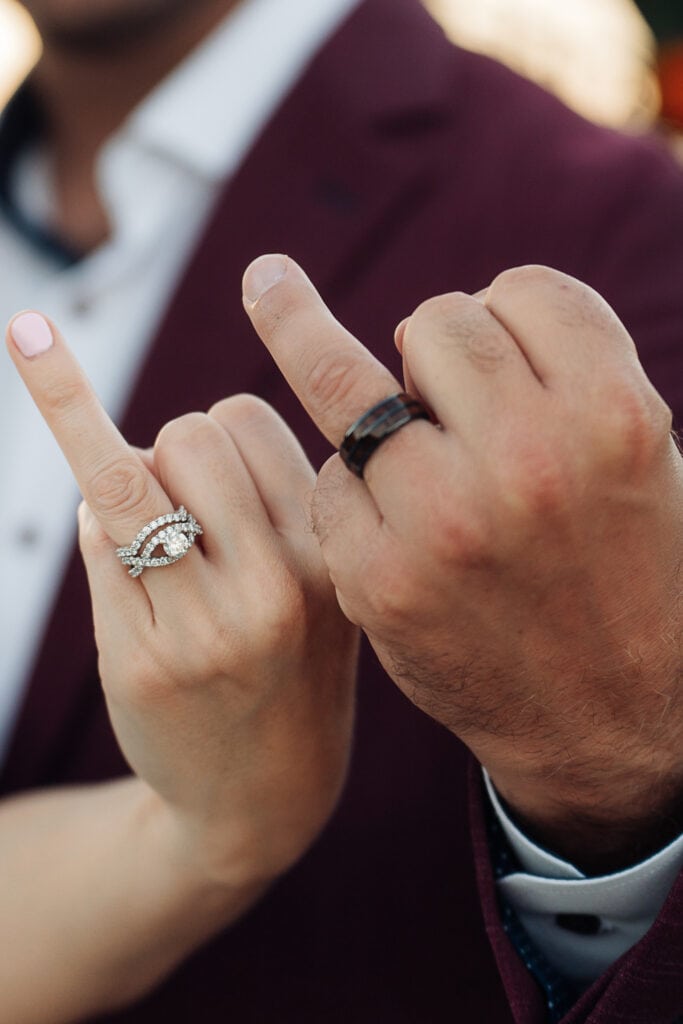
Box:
[3, 310, 358, 1023]
[243, 254, 683, 874]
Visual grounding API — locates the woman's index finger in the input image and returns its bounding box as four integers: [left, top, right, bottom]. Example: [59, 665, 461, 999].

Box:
[7, 311, 171, 546]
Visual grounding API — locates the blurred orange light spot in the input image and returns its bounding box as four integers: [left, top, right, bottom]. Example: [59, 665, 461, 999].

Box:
[424, 0, 659, 128]
[658, 42, 683, 129]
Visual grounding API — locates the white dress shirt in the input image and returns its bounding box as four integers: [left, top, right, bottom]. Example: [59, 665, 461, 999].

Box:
[0, 0, 680, 989]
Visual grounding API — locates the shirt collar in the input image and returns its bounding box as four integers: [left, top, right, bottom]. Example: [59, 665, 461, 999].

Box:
[0, 0, 362, 259]
[0, 86, 82, 264]
[118, 0, 363, 184]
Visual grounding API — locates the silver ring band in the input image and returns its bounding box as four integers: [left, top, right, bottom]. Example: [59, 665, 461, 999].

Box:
[116, 506, 203, 577]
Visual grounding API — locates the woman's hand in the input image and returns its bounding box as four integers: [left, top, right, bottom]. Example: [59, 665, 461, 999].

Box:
[7, 310, 358, 887]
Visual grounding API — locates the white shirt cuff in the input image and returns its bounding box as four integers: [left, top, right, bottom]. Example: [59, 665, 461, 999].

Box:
[484, 770, 683, 986]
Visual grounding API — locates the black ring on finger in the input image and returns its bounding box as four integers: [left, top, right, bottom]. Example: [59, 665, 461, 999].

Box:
[339, 392, 433, 478]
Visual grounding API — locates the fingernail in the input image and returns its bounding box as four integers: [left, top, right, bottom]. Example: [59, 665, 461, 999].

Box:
[394, 318, 409, 353]
[10, 312, 54, 357]
[243, 254, 288, 304]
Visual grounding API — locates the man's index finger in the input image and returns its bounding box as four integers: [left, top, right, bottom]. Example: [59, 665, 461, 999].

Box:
[242, 255, 402, 447]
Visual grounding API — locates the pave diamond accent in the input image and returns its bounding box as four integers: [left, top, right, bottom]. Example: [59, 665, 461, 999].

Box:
[116, 506, 203, 577]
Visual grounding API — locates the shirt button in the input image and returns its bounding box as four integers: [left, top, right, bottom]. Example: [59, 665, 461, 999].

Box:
[72, 297, 92, 316]
[555, 913, 602, 935]
[16, 525, 41, 547]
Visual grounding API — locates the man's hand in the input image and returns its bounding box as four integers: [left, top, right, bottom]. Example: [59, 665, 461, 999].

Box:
[243, 255, 683, 872]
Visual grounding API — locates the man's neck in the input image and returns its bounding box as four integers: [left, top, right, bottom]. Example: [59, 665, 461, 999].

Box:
[31, 0, 242, 251]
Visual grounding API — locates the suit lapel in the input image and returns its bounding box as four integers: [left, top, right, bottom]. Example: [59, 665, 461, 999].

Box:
[119, 0, 453, 447]
[1, 0, 456, 791]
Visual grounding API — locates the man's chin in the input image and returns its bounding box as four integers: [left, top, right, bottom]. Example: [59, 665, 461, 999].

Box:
[26, 0, 210, 55]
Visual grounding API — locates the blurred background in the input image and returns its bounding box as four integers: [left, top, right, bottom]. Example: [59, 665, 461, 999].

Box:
[0, 0, 681, 134]
[1, 0, 38, 105]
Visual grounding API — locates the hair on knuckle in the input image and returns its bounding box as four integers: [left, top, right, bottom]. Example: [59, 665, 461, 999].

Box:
[409, 297, 510, 372]
[455, 322, 509, 372]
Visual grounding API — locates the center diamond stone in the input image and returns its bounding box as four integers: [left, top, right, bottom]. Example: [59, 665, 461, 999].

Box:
[163, 527, 191, 558]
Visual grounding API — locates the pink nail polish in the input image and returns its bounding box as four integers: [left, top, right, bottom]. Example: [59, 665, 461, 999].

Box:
[11, 312, 54, 357]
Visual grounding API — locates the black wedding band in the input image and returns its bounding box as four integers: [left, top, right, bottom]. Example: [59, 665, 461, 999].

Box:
[339, 392, 433, 478]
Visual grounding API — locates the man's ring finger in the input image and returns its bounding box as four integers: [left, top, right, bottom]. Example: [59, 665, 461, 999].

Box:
[339, 393, 434, 478]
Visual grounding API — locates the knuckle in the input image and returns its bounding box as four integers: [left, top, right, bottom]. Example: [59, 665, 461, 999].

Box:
[492, 265, 623, 339]
[491, 264, 557, 294]
[491, 264, 573, 299]
[490, 265, 591, 325]
[186, 613, 240, 680]
[598, 375, 671, 470]
[407, 293, 511, 372]
[101, 647, 164, 707]
[303, 350, 368, 418]
[499, 437, 570, 519]
[125, 669, 174, 711]
[155, 411, 209, 450]
[515, 465, 568, 518]
[88, 458, 152, 519]
[363, 557, 417, 624]
[451, 319, 509, 371]
[41, 373, 90, 418]
[411, 291, 472, 324]
[428, 504, 494, 568]
[259, 571, 308, 642]
[209, 392, 270, 425]
[461, 334, 510, 373]
[558, 286, 620, 336]
[406, 293, 466, 344]
[209, 394, 286, 444]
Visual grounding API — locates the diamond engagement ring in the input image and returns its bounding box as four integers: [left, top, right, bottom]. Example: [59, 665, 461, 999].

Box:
[116, 506, 203, 577]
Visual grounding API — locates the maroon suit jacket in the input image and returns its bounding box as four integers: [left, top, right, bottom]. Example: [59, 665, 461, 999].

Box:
[3, 1, 683, 1021]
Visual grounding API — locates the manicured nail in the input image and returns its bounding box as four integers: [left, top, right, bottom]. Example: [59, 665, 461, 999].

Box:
[243, 254, 288, 304]
[10, 312, 54, 357]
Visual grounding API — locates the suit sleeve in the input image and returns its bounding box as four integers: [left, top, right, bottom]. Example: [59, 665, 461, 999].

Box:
[469, 759, 683, 1024]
